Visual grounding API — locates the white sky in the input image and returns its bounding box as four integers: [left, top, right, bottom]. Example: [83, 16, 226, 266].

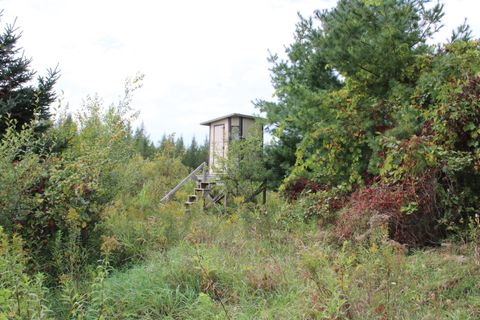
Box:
[1, 0, 479, 143]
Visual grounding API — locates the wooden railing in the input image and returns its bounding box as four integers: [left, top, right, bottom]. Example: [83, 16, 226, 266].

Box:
[160, 162, 207, 203]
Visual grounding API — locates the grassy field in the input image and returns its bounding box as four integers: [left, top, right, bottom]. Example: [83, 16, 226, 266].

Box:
[60, 195, 480, 319]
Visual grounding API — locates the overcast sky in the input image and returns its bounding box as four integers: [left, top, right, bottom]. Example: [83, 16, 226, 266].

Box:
[1, 0, 479, 143]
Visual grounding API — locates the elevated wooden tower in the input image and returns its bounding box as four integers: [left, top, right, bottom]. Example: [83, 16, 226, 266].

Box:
[200, 113, 258, 174]
[160, 113, 263, 211]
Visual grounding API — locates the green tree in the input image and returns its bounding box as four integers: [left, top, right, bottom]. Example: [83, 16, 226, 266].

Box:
[198, 136, 209, 167]
[133, 122, 156, 158]
[183, 136, 199, 169]
[221, 126, 267, 200]
[256, 14, 342, 185]
[0, 13, 59, 135]
[257, 0, 480, 241]
[257, 0, 445, 188]
[181, 136, 208, 170]
[174, 136, 185, 158]
[158, 133, 176, 157]
[318, 0, 443, 96]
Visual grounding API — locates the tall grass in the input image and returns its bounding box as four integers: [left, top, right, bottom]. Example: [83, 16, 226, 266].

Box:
[71, 198, 480, 319]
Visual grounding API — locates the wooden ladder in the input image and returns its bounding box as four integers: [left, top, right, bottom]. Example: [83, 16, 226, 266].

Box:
[160, 162, 207, 203]
[185, 180, 216, 207]
[160, 162, 226, 212]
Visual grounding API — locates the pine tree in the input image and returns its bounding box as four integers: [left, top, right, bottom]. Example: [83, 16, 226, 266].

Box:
[257, 0, 445, 187]
[0, 12, 59, 135]
[158, 133, 167, 150]
[182, 136, 199, 169]
[158, 133, 176, 157]
[198, 136, 209, 166]
[133, 123, 156, 158]
[174, 136, 185, 158]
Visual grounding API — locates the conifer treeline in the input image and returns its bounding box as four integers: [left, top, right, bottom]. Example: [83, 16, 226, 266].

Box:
[133, 124, 208, 169]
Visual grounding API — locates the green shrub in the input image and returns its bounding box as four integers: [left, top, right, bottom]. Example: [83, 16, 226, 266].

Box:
[0, 74, 164, 281]
[220, 125, 267, 201]
[0, 227, 51, 320]
[100, 200, 187, 267]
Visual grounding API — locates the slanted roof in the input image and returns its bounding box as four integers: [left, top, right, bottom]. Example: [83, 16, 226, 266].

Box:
[200, 113, 257, 126]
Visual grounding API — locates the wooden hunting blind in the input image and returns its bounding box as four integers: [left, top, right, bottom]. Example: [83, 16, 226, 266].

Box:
[200, 113, 261, 173]
[161, 113, 265, 210]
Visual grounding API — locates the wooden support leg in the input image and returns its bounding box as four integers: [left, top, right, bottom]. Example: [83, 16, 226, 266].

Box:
[223, 192, 227, 213]
[262, 187, 266, 205]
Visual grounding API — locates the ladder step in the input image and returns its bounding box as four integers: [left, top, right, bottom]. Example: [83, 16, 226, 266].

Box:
[188, 195, 197, 202]
[200, 182, 216, 189]
[185, 201, 194, 206]
[195, 188, 210, 192]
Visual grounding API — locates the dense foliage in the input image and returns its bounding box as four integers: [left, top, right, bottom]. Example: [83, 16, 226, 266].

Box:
[258, 0, 479, 245]
[219, 125, 267, 202]
[0, 75, 189, 281]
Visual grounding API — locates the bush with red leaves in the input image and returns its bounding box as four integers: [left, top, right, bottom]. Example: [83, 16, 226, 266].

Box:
[335, 170, 443, 246]
[282, 177, 323, 201]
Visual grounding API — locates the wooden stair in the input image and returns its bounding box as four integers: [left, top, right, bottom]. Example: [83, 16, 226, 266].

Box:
[185, 180, 217, 209]
[160, 161, 226, 212]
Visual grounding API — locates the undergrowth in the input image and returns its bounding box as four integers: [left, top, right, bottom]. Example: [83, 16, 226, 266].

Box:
[26, 194, 477, 319]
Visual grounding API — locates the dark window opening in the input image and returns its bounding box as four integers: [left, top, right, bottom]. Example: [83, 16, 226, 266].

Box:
[231, 125, 241, 140]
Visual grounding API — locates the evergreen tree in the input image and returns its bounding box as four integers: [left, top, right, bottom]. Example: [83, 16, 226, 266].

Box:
[0, 13, 59, 135]
[158, 133, 167, 150]
[174, 136, 185, 158]
[183, 136, 199, 169]
[158, 133, 176, 157]
[133, 123, 156, 158]
[257, 0, 445, 187]
[198, 136, 209, 166]
[181, 136, 208, 169]
[317, 0, 443, 96]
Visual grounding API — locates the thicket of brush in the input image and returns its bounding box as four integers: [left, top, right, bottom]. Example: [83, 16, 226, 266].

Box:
[2, 190, 479, 319]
